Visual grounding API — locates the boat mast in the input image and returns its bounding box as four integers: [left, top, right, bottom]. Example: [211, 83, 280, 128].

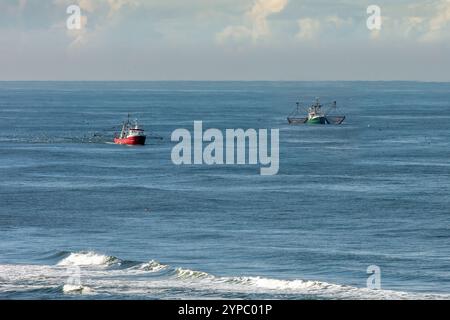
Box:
[120, 121, 126, 138]
[119, 114, 131, 138]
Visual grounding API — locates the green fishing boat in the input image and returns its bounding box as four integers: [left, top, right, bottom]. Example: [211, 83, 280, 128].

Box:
[287, 99, 345, 125]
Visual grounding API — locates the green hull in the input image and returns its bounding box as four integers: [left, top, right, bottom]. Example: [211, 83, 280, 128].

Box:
[306, 116, 327, 124]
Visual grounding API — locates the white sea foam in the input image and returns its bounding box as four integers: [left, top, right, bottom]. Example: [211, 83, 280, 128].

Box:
[62, 284, 93, 295]
[57, 251, 119, 267]
[1, 252, 449, 300]
[175, 268, 213, 280]
[135, 260, 168, 272]
[220, 276, 403, 299]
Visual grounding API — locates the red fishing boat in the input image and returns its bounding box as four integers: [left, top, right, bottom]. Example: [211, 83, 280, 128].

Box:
[114, 115, 146, 145]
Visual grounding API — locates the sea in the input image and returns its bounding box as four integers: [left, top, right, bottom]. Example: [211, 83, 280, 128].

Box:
[0, 81, 449, 299]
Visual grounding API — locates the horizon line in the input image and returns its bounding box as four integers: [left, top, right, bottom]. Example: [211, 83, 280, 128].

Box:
[1, 80, 450, 83]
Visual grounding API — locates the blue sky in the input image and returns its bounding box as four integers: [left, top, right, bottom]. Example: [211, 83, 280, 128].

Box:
[1, 0, 450, 80]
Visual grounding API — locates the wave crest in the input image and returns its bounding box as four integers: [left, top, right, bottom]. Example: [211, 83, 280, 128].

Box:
[4, 250, 443, 299]
[133, 260, 168, 272]
[175, 268, 213, 280]
[57, 251, 120, 267]
[62, 284, 94, 295]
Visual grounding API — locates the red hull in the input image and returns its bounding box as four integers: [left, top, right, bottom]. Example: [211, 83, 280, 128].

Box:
[114, 135, 146, 145]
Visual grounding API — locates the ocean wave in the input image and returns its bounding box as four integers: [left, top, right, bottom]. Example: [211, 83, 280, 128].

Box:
[219, 276, 399, 299]
[174, 268, 213, 280]
[2, 251, 449, 300]
[56, 251, 121, 267]
[131, 260, 168, 272]
[62, 284, 94, 295]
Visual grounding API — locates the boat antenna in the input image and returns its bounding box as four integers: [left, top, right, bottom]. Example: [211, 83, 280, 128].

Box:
[316, 97, 321, 107]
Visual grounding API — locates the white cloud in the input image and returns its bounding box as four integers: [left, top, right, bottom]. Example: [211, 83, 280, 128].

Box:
[296, 18, 320, 41]
[294, 16, 351, 42]
[106, 0, 139, 18]
[422, 0, 450, 41]
[78, 0, 96, 12]
[54, 0, 140, 48]
[404, 16, 425, 37]
[429, 0, 450, 31]
[217, 0, 288, 44]
[248, 0, 288, 37]
[326, 16, 352, 29]
[216, 25, 253, 44]
[67, 15, 88, 49]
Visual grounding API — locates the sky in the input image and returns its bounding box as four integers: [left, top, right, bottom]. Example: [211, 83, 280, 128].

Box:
[1, 0, 450, 81]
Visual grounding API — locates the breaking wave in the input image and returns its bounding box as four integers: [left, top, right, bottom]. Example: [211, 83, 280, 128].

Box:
[174, 268, 213, 280]
[1, 250, 449, 300]
[56, 251, 121, 267]
[131, 260, 168, 272]
[62, 284, 94, 295]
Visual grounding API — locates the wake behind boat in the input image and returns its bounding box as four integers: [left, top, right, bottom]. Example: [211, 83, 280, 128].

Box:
[114, 114, 146, 145]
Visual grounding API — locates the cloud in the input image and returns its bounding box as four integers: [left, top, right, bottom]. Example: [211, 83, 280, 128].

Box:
[248, 0, 288, 37]
[378, 0, 450, 42]
[78, 0, 96, 12]
[422, 0, 450, 41]
[325, 16, 352, 29]
[294, 16, 352, 42]
[54, 0, 139, 48]
[296, 18, 320, 41]
[217, 0, 288, 44]
[216, 25, 253, 44]
[403, 16, 425, 37]
[429, 0, 450, 31]
[106, 0, 138, 18]
[67, 15, 89, 49]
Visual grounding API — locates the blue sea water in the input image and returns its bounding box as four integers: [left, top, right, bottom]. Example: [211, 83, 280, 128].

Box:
[0, 81, 449, 299]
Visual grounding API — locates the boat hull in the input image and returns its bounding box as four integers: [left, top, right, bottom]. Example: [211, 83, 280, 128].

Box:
[114, 136, 146, 145]
[288, 116, 345, 125]
[306, 116, 327, 124]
